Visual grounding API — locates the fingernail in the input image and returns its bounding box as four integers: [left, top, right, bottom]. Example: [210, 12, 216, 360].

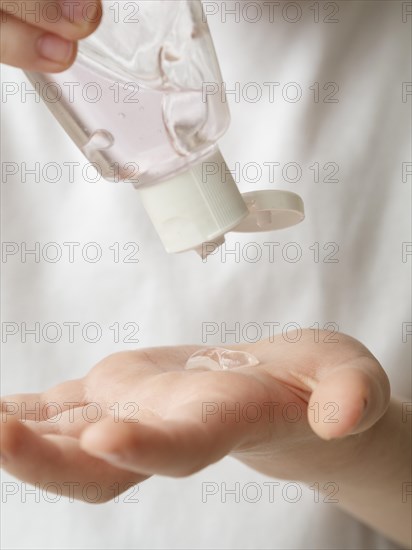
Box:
[351, 398, 369, 433]
[61, 1, 99, 25]
[37, 34, 74, 64]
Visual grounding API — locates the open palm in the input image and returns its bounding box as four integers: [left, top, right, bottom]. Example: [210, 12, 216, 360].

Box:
[1, 331, 390, 502]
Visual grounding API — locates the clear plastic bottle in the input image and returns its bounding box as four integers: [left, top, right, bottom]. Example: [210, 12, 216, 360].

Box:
[25, 0, 304, 254]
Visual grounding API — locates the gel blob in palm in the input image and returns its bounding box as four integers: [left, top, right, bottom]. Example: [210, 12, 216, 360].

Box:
[185, 348, 260, 371]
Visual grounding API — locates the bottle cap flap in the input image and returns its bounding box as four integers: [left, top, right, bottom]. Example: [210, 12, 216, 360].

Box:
[233, 190, 304, 233]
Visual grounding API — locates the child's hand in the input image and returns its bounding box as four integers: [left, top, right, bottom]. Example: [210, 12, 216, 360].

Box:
[1, 331, 390, 502]
[0, 0, 102, 71]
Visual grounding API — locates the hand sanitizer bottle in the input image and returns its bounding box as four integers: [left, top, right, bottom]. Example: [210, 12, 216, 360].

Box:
[25, 0, 304, 255]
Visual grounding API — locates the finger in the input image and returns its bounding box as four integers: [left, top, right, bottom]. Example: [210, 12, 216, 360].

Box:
[1, 380, 86, 421]
[80, 417, 235, 477]
[20, 400, 140, 437]
[80, 384, 270, 478]
[1, 392, 43, 419]
[19, 402, 162, 438]
[1, 417, 146, 502]
[308, 356, 390, 440]
[0, 0, 102, 41]
[0, 15, 77, 71]
[22, 407, 93, 437]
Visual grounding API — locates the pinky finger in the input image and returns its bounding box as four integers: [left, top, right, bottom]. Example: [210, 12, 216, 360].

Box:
[0, 15, 77, 72]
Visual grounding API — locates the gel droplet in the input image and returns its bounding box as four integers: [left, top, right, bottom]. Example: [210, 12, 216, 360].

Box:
[194, 237, 224, 259]
[82, 129, 114, 157]
[185, 348, 259, 371]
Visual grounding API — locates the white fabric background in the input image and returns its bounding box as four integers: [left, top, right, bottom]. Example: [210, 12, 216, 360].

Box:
[1, 1, 411, 549]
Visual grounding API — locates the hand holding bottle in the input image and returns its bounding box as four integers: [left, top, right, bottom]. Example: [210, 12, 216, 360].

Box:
[0, 0, 102, 71]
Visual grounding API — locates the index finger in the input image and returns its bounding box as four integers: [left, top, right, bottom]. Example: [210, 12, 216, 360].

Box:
[0, 0, 102, 40]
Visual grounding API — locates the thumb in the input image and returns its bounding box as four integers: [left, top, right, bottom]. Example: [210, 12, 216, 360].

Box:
[307, 356, 390, 440]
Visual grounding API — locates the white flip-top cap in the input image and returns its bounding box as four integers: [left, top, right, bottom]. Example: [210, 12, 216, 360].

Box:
[138, 148, 305, 255]
[138, 148, 248, 254]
